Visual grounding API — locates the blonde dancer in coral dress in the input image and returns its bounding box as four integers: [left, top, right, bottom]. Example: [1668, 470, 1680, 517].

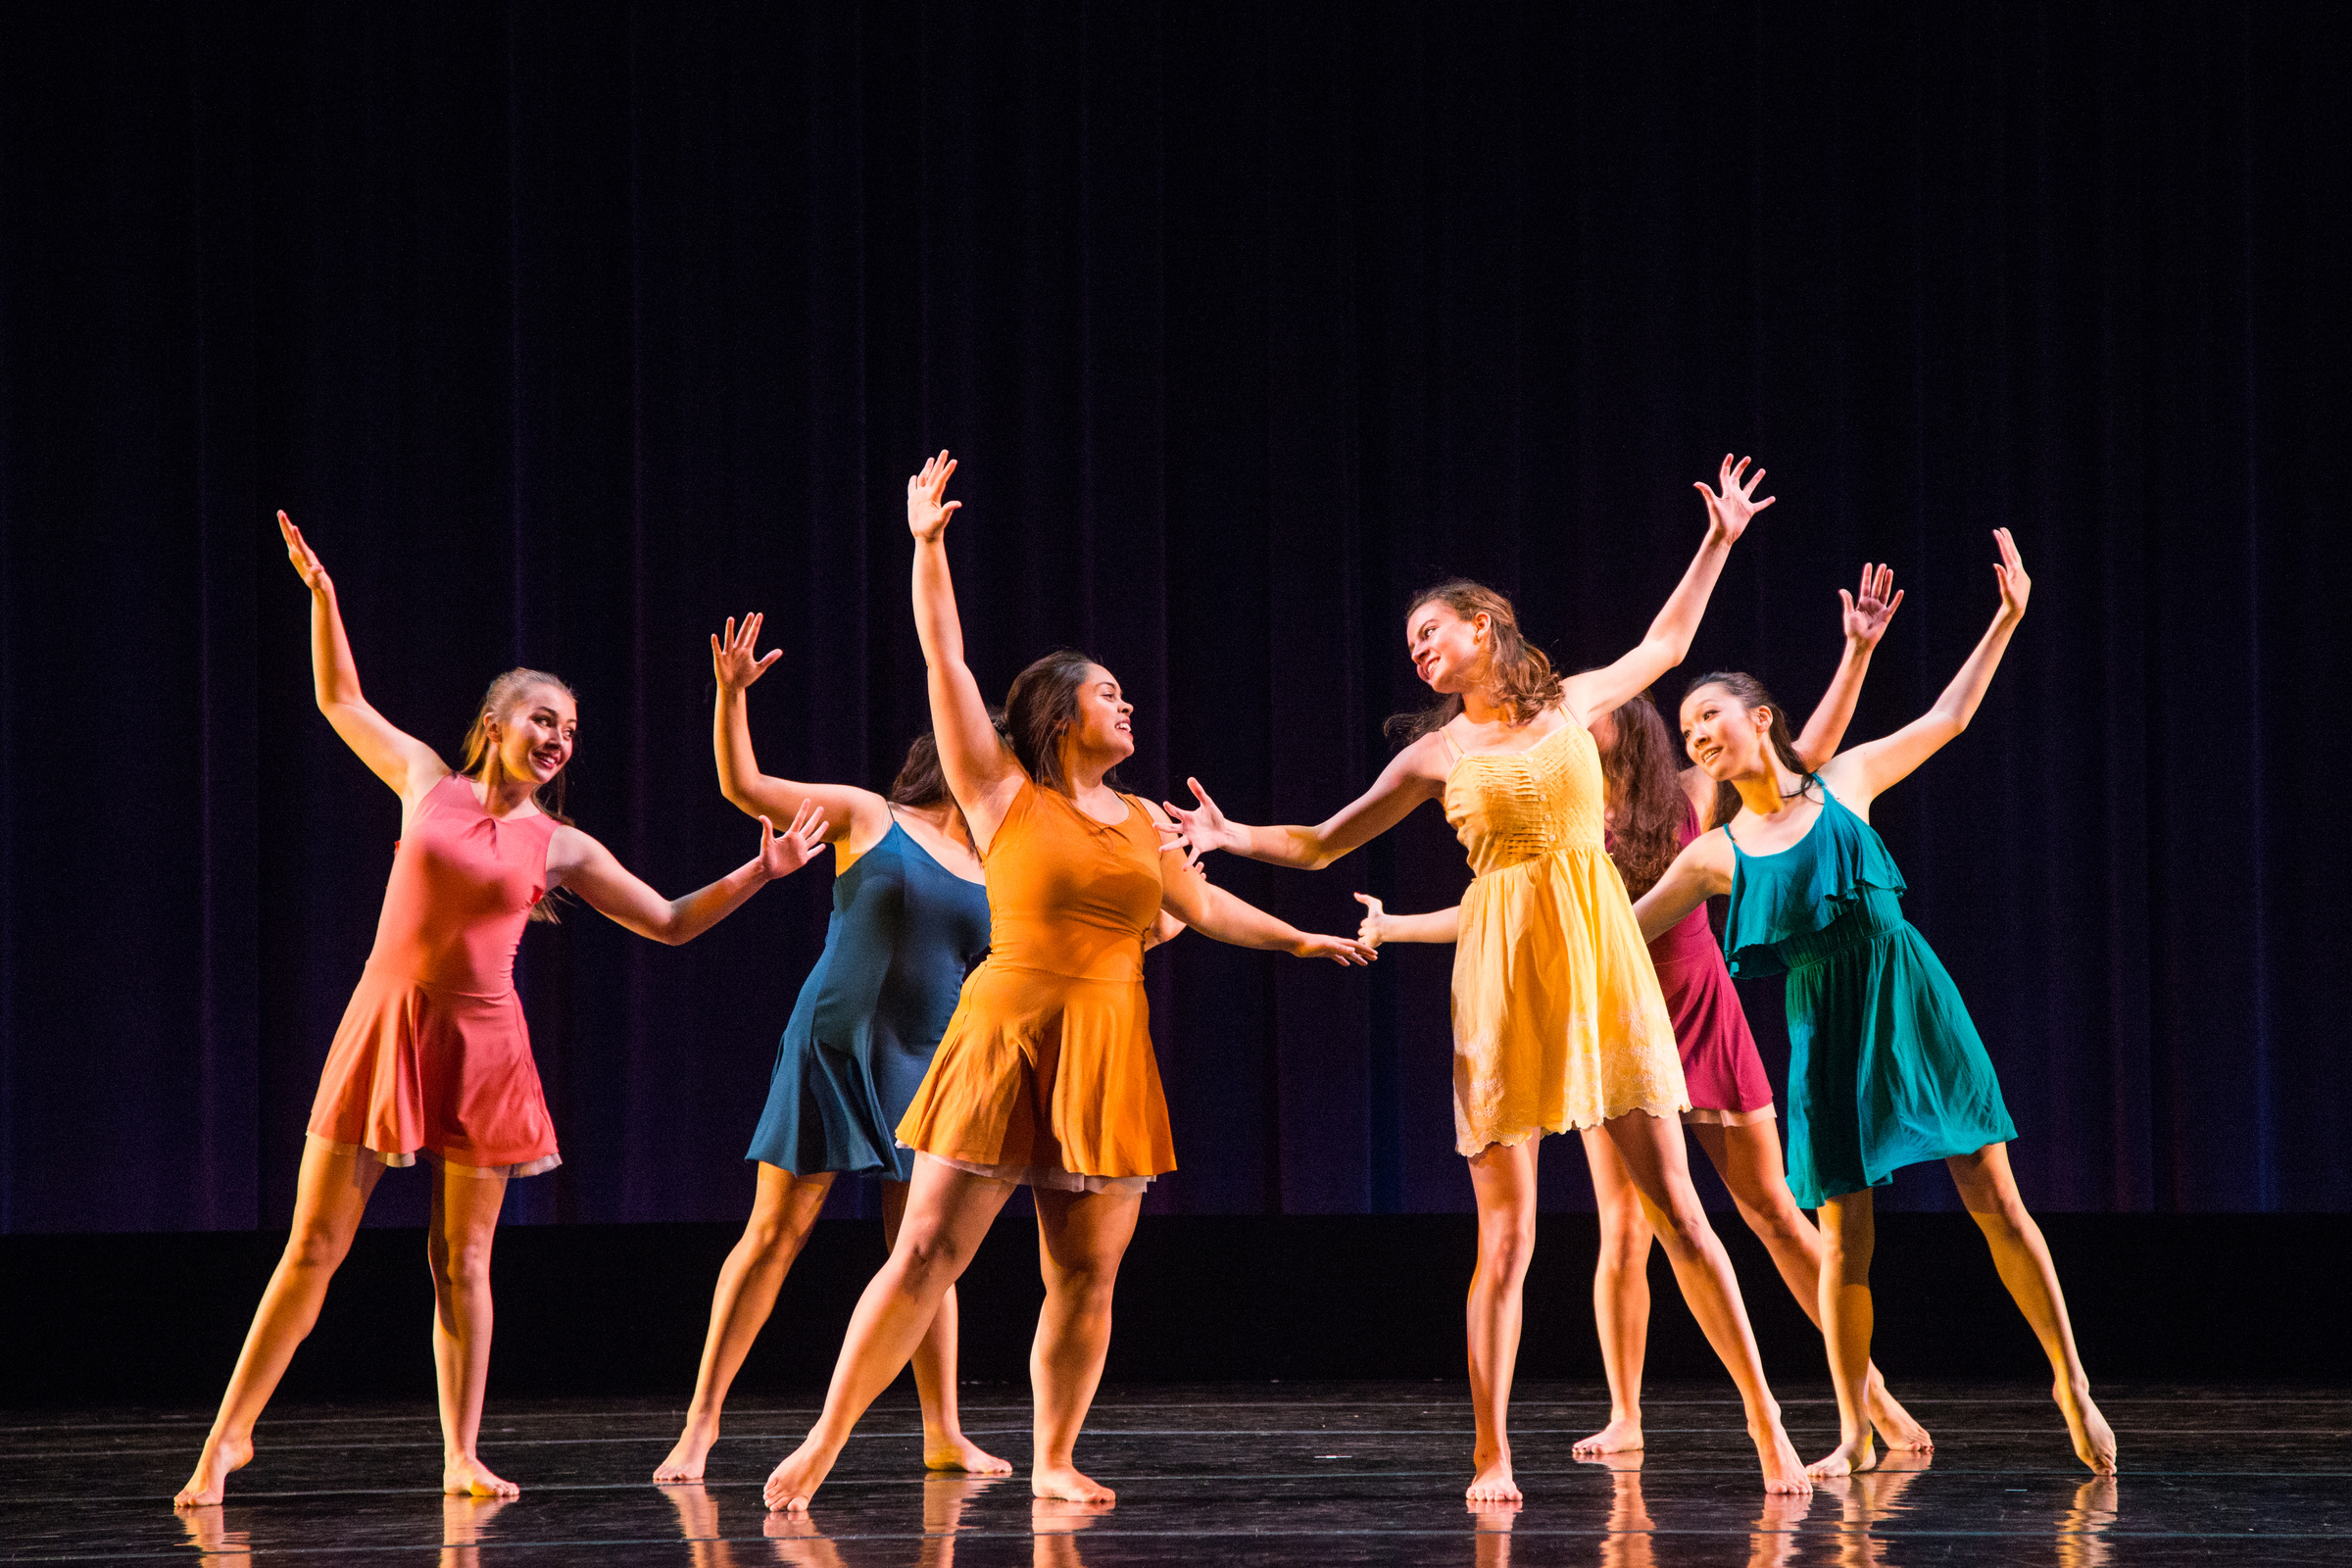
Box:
[1169, 457, 1812, 1499]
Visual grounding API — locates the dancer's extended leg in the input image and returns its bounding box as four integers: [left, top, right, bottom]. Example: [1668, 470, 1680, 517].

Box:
[1690, 1121, 1931, 1452]
[884, 1177, 1012, 1476]
[1464, 1138, 1539, 1502]
[763, 1157, 1016, 1510]
[1573, 1126, 1652, 1455]
[174, 1137, 384, 1507]
[427, 1159, 516, 1496]
[1945, 1144, 2115, 1474]
[1810, 1188, 1877, 1478]
[655, 1164, 836, 1482]
[1602, 1110, 1809, 1494]
[1028, 1185, 1143, 1503]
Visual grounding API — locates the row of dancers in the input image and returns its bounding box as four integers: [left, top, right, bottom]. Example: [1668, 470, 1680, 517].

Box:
[173, 452, 2114, 1513]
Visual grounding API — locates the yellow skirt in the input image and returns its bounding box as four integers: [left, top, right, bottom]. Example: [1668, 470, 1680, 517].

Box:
[1449, 847, 1688, 1154]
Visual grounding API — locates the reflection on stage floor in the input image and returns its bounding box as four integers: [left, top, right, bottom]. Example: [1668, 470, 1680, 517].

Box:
[4, 1382, 2344, 1565]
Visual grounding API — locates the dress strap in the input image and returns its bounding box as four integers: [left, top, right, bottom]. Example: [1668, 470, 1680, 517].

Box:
[1809, 771, 1839, 807]
[1435, 727, 1464, 765]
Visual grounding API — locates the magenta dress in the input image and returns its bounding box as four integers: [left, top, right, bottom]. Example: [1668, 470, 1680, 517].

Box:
[1642, 800, 1776, 1124]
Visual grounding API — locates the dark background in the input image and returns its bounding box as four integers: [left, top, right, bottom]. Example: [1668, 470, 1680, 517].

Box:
[2, 0, 2346, 1252]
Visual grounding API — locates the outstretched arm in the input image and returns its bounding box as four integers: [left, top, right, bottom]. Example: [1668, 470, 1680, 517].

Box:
[1562, 455, 1774, 723]
[1147, 808, 1375, 963]
[1351, 893, 1460, 947]
[710, 612, 890, 848]
[549, 800, 830, 945]
[278, 511, 448, 802]
[908, 452, 1023, 846]
[1162, 736, 1448, 872]
[1631, 834, 1734, 943]
[1821, 530, 2032, 812]
[1789, 563, 1903, 770]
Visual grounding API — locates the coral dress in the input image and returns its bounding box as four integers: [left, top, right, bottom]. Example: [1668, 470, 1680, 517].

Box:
[1444, 720, 1687, 1154]
[1641, 799, 1776, 1123]
[1720, 778, 2016, 1208]
[307, 773, 563, 1176]
[896, 779, 1174, 1192]
[746, 813, 992, 1183]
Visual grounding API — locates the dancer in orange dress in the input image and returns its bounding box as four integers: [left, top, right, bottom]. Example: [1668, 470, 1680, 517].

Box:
[173, 513, 828, 1509]
[760, 453, 1376, 1512]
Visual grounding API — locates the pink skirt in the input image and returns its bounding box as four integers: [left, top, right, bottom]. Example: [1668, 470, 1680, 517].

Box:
[307, 963, 561, 1173]
[1654, 948, 1776, 1123]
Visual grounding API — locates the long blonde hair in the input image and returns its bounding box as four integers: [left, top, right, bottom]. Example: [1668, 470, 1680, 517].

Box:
[1385, 579, 1566, 745]
[460, 667, 575, 921]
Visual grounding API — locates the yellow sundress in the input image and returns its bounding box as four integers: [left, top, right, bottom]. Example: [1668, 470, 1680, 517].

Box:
[1442, 718, 1688, 1153]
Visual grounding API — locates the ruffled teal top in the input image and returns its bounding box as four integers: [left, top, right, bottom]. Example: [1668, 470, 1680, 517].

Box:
[1721, 779, 1908, 978]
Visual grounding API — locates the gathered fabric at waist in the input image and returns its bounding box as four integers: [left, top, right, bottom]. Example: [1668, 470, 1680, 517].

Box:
[1465, 840, 1610, 885]
[1769, 887, 1910, 971]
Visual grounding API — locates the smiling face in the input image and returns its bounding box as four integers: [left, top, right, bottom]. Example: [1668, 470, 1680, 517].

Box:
[1067, 664, 1136, 763]
[1404, 601, 1492, 694]
[485, 683, 578, 787]
[1677, 681, 1771, 781]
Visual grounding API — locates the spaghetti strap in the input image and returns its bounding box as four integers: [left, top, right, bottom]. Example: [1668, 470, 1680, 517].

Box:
[1435, 728, 1464, 765]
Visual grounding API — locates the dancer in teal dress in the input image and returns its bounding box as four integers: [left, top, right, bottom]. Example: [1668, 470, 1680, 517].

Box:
[1633, 531, 2115, 1482]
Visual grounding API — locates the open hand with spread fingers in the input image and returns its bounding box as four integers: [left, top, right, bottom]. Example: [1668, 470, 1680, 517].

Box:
[712, 613, 784, 693]
[757, 798, 832, 881]
[1693, 455, 1776, 543]
[1840, 564, 1904, 651]
[1163, 778, 1243, 869]
[278, 510, 332, 595]
[1992, 528, 2031, 620]
[907, 450, 962, 543]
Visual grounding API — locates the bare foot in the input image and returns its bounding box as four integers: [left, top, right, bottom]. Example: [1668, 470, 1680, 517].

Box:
[1804, 1434, 1875, 1481]
[1032, 1464, 1115, 1504]
[1466, 1447, 1522, 1504]
[925, 1433, 1014, 1475]
[1867, 1376, 1934, 1451]
[654, 1417, 718, 1484]
[2056, 1379, 2117, 1474]
[173, 1432, 253, 1508]
[442, 1455, 520, 1498]
[1572, 1416, 1644, 1455]
[1752, 1416, 1815, 1494]
[764, 1440, 839, 1512]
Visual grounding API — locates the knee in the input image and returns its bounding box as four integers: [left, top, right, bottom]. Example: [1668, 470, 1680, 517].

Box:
[1595, 1215, 1649, 1277]
[427, 1235, 494, 1290]
[893, 1226, 970, 1291]
[1646, 1197, 1714, 1255]
[283, 1226, 350, 1273]
[1967, 1198, 2034, 1247]
[1746, 1201, 1809, 1250]
[1045, 1262, 1119, 1317]
[1479, 1219, 1537, 1282]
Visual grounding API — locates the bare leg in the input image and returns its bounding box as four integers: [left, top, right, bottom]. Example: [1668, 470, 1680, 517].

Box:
[1690, 1121, 1931, 1452]
[881, 1177, 1012, 1475]
[427, 1160, 516, 1496]
[1464, 1138, 1539, 1502]
[655, 1164, 836, 1482]
[764, 1157, 1016, 1510]
[1601, 1110, 1809, 1494]
[1027, 1185, 1143, 1503]
[1573, 1127, 1652, 1455]
[1810, 1187, 1877, 1478]
[175, 1137, 384, 1506]
[1945, 1144, 2115, 1473]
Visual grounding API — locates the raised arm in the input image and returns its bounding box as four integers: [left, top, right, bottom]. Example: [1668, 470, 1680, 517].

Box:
[710, 612, 890, 849]
[1821, 530, 2031, 811]
[278, 511, 447, 802]
[1630, 832, 1734, 943]
[1149, 823, 1376, 964]
[1561, 456, 1774, 722]
[908, 452, 1024, 846]
[1788, 563, 1904, 770]
[548, 799, 830, 945]
[1162, 736, 1448, 872]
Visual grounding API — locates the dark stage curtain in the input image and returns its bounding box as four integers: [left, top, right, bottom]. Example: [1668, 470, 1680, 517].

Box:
[2, 2, 2342, 1232]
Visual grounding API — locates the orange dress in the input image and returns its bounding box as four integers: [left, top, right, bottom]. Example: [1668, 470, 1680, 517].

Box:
[895, 779, 1175, 1190]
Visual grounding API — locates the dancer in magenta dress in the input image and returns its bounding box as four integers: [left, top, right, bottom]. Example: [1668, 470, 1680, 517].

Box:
[174, 513, 828, 1509]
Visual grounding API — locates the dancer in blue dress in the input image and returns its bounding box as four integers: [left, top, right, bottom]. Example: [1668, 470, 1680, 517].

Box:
[657, 615, 1177, 1482]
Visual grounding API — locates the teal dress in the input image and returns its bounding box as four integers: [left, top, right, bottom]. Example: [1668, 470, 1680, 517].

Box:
[1720, 778, 2016, 1208]
[746, 815, 991, 1182]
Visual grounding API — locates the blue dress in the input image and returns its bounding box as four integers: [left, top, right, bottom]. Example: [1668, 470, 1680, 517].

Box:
[1720, 778, 2017, 1208]
[746, 815, 992, 1182]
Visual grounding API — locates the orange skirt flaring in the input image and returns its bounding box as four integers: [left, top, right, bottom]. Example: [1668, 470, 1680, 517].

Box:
[896, 962, 1175, 1180]
[307, 963, 560, 1171]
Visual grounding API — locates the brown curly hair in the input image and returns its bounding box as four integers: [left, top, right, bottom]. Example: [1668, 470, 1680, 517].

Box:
[1595, 691, 1690, 899]
[1384, 579, 1565, 746]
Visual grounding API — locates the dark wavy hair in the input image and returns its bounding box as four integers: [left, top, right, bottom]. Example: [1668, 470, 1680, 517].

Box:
[1006, 650, 1120, 796]
[1681, 670, 1813, 830]
[890, 711, 1009, 821]
[458, 667, 575, 921]
[1385, 579, 1565, 746]
[1594, 691, 1690, 899]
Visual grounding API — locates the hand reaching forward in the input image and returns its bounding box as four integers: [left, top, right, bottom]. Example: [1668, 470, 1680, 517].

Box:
[712, 612, 783, 692]
[1992, 528, 2031, 620]
[1162, 778, 1243, 868]
[1693, 455, 1776, 543]
[278, 510, 332, 594]
[1839, 563, 1904, 650]
[907, 450, 962, 543]
[1294, 931, 1378, 966]
[758, 799, 832, 880]
[1353, 893, 1392, 950]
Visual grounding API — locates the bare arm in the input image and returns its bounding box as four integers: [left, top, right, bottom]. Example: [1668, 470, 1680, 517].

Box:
[1561, 456, 1774, 722]
[1162, 736, 1448, 872]
[908, 452, 1024, 847]
[1790, 563, 1904, 770]
[1631, 832, 1734, 943]
[548, 800, 830, 945]
[709, 612, 891, 848]
[1145, 808, 1375, 963]
[1142, 909, 1187, 951]
[1351, 893, 1460, 947]
[278, 511, 448, 803]
[1820, 530, 2031, 812]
